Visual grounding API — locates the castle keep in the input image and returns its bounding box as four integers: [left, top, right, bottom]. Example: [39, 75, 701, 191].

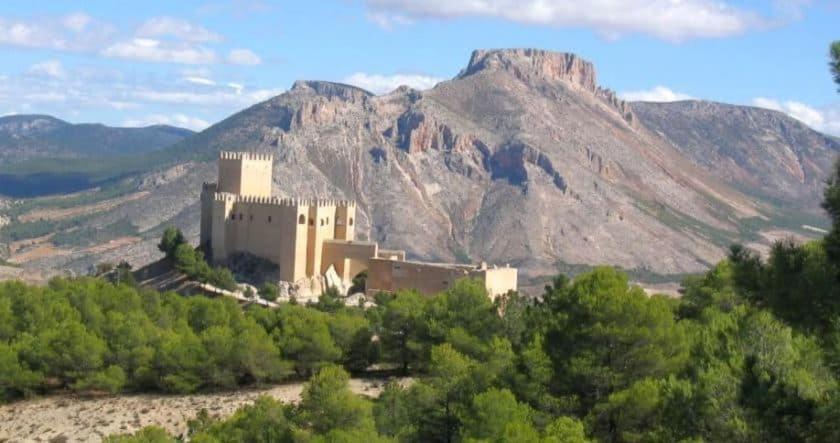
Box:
[200, 151, 517, 297]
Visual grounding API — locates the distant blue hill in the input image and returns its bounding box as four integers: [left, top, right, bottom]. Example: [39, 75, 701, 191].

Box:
[0, 115, 194, 197]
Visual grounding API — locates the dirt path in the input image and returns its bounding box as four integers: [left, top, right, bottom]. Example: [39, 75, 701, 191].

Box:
[0, 378, 410, 442]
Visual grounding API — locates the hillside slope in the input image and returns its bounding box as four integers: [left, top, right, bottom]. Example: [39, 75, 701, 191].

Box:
[632, 100, 840, 209]
[2, 49, 835, 282]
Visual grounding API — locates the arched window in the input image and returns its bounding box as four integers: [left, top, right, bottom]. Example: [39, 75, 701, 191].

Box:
[298, 214, 305, 224]
[349, 217, 354, 226]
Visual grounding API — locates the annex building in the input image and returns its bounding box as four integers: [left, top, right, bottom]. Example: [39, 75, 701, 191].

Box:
[200, 151, 517, 298]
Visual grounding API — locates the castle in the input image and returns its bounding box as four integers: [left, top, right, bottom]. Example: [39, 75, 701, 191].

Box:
[200, 151, 517, 298]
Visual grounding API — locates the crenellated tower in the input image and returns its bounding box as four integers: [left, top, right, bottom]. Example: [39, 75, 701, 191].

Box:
[217, 151, 274, 197]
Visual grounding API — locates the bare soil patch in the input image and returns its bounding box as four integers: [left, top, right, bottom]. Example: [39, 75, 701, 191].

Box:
[9, 243, 72, 264]
[0, 378, 410, 442]
[9, 234, 54, 255]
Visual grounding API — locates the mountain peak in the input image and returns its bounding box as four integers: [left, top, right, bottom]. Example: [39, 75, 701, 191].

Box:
[458, 48, 597, 91]
[290, 80, 373, 101]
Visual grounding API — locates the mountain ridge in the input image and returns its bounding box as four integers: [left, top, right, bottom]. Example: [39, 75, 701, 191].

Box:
[1, 48, 835, 284]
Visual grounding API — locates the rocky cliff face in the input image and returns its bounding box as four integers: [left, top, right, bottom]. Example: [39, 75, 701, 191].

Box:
[9, 49, 836, 283]
[460, 49, 598, 91]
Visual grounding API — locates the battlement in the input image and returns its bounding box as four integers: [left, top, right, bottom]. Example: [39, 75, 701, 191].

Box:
[219, 151, 274, 161]
[212, 191, 355, 208]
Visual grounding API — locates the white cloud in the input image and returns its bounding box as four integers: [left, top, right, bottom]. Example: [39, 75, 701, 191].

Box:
[28, 60, 66, 79]
[342, 72, 443, 94]
[137, 17, 222, 43]
[25, 92, 67, 103]
[366, 11, 414, 30]
[62, 12, 92, 32]
[102, 38, 218, 64]
[106, 100, 140, 110]
[227, 48, 262, 65]
[129, 86, 284, 107]
[0, 14, 260, 68]
[0, 13, 112, 51]
[365, 0, 766, 41]
[0, 20, 61, 49]
[123, 113, 210, 131]
[227, 82, 244, 94]
[619, 86, 694, 102]
[752, 97, 840, 136]
[184, 76, 216, 86]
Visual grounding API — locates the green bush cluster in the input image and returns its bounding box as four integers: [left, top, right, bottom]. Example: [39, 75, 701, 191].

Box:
[0, 277, 383, 401]
[0, 278, 290, 399]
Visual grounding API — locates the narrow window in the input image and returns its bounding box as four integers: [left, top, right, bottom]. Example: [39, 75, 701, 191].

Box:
[239, 213, 243, 220]
[326, 217, 330, 225]
[268, 216, 272, 223]
[249, 214, 253, 221]
[298, 214, 305, 224]
[320, 219, 324, 226]
[349, 217, 354, 226]
[309, 218, 314, 226]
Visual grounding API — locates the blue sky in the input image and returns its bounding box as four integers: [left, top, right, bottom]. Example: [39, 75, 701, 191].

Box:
[0, 0, 838, 135]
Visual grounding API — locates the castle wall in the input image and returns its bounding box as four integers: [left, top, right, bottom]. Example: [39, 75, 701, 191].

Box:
[210, 196, 234, 261]
[378, 249, 406, 261]
[200, 183, 217, 248]
[306, 203, 337, 277]
[321, 240, 378, 281]
[274, 204, 309, 282]
[205, 193, 360, 283]
[366, 258, 517, 299]
[215, 198, 310, 282]
[483, 267, 518, 298]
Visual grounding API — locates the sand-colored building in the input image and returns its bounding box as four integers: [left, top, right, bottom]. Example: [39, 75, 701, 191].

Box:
[200, 151, 517, 298]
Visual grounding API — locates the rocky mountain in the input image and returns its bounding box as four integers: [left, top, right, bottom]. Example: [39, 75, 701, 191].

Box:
[0, 115, 193, 164]
[2, 49, 836, 284]
[632, 101, 840, 210]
